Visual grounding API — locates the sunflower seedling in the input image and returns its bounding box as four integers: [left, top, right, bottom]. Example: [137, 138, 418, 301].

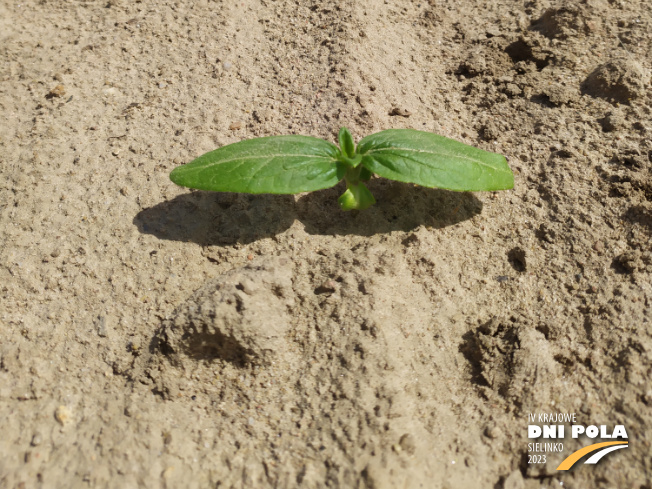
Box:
[170, 128, 514, 210]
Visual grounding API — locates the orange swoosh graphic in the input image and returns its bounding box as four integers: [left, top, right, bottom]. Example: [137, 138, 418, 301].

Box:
[557, 441, 628, 471]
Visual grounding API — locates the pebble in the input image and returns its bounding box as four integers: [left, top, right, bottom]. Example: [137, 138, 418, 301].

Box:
[124, 404, 134, 417]
[54, 405, 72, 426]
[229, 121, 243, 130]
[103, 86, 118, 96]
[398, 433, 416, 454]
[389, 107, 411, 117]
[47, 84, 65, 99]
[95, 315, 115, 337]
[315, 279, 337, 294]
[484, 425, 502, 439]
[223, 61, 232, 71]
[31, 433, 42, 446]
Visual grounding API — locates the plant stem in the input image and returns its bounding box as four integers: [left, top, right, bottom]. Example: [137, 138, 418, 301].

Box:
[338, 165, 376, 211]
[335, 127, 375, 210]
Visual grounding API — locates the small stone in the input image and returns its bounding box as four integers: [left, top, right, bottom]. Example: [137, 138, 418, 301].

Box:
[484, 425, 502, 439]
[223, 61, 232, 71]
[54, 405, 72, 426]
[398, 433, 416, 455]
[389, 107, 411, 117]
[46, 84, 65, 99]
[30, 433, 42, 446]
[486, 26, 502, 37]
[229, 121, 243, 130]
[95, 315, 113, 337]
[315, 279, 337, 294]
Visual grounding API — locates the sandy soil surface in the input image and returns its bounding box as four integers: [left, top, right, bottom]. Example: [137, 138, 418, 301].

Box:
[1, 0, 651, 487]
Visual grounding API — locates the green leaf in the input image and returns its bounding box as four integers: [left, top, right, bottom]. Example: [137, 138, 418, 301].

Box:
[357, 129, 514, 192]
[170, 135, 344, 194]
[338, 127, 356, 159]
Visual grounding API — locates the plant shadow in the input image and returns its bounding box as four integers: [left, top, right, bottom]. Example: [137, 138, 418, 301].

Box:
[134, 191, 296, 246]
[297, 179, 483, 236]
[135, 179, 483, 245]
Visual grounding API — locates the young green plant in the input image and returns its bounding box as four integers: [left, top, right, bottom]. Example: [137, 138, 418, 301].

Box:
[169, 127, 514, 210]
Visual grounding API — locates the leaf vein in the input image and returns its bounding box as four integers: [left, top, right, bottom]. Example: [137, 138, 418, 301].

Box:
[364, 147, 509, 173]
[198, 153, 337, 170]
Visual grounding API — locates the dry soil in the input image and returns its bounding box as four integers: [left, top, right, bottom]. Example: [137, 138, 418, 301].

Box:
[1, 0, 651, 488]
